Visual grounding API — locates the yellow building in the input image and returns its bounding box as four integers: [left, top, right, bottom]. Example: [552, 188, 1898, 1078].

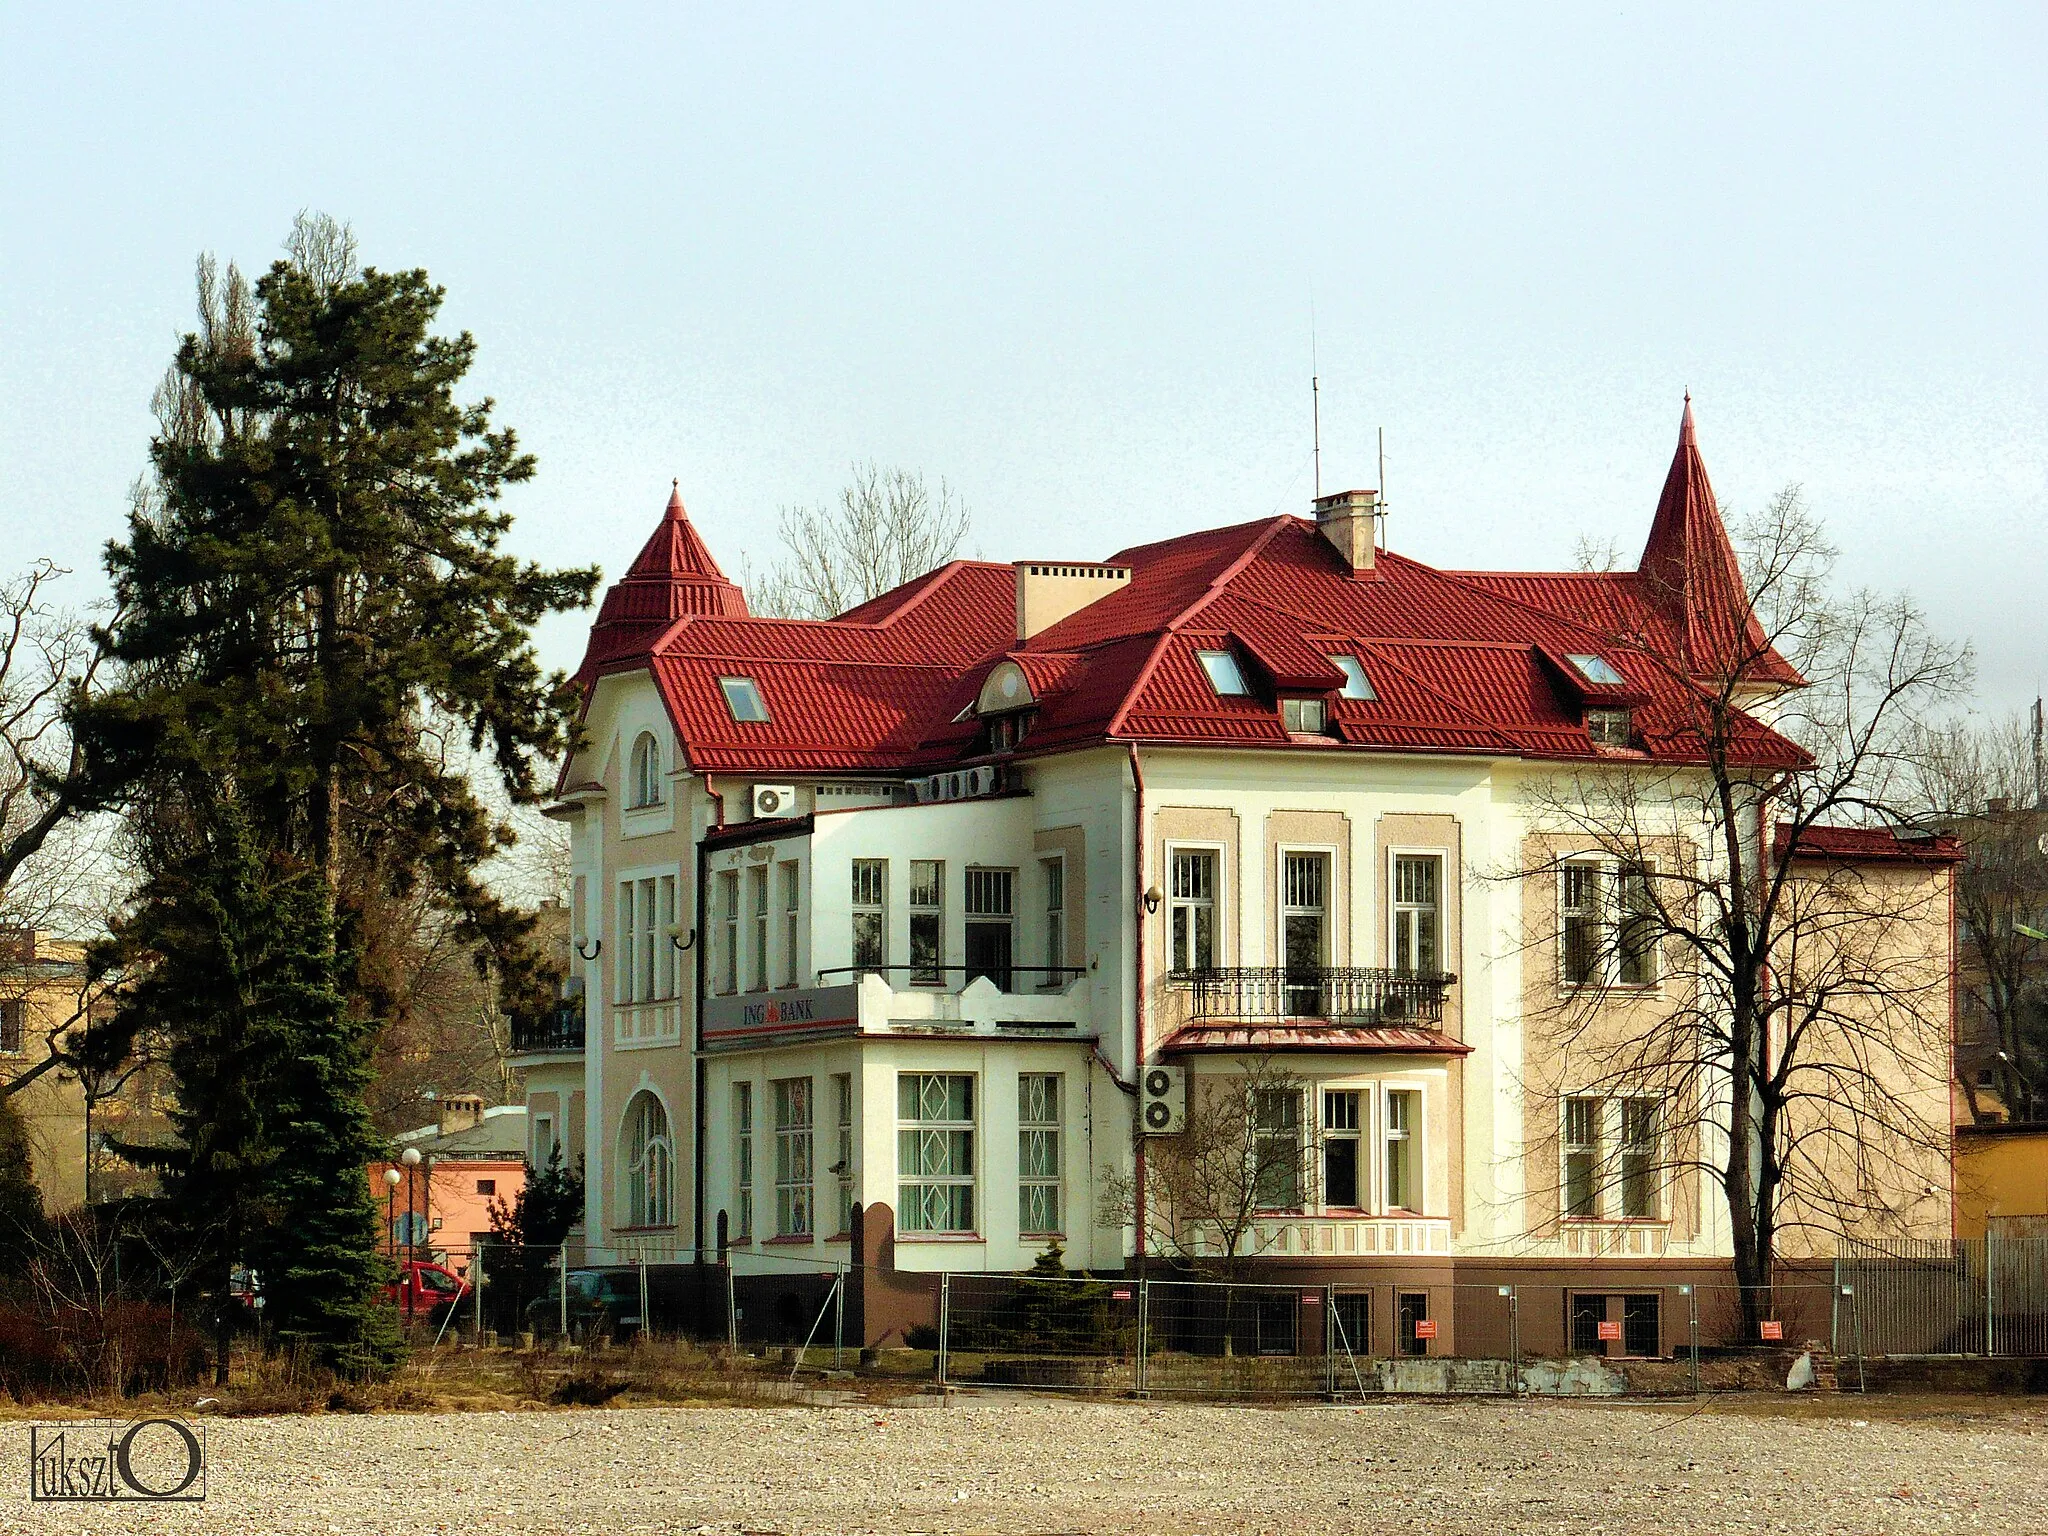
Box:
[1955, 1124, 2048, 1239]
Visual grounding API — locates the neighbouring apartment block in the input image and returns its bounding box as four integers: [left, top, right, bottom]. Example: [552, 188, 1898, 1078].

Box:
[514, 403, 1959, 1350]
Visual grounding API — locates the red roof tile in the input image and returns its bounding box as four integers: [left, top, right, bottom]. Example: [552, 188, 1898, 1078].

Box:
[1773, 822, 1964, 865]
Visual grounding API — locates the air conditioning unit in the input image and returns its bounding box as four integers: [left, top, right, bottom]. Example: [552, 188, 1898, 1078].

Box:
[752, 784, 797, 819]
[1140, 1064, 1186, 1135]
[968, 765, 997, 797]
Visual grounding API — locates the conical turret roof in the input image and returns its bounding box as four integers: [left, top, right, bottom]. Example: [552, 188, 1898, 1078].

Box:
[582, 483, 748, 672]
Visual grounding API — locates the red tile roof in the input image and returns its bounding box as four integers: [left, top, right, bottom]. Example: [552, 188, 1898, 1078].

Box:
[571, 403, 1810, 778]
[1773, 822, 1964, 865]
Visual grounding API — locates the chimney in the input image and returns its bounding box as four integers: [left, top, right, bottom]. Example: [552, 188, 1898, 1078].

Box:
[1315, 489, 1380, 575]
[1014, 561, 1132, 642]
[438, 1093, 486, 1137]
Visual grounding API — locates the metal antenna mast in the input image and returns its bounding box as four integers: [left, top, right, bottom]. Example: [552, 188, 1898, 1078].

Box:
[1310, 305, 1321, 499]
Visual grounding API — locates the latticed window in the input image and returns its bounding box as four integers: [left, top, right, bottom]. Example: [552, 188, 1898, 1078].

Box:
[749, 866, 770, 992]
[623, 1091, 673, 1229]
[1563, 1096, 1599, 1217]
[1019, 1074, 1062, 1236]
[1616, 865, 1658, 986]
[833, 1073, 855, 1235]
[1384, 1088, 1419, 1211]
[965, 867, 1013, 991]
[780, 861, 801, 986]
[1562, 859, 1658, 987]
[850, 860, 886, 974]
[898, 1073, 975, 1233]
[773, 1077, 813, 1236]
[1282, 852, 1328, 1015]
[734, 1082, 754, 1238]
[1620, 1097, 1660, 1218]
[1169, 849, 1217, 974]
[909, 861, 944, 986]
[717, 870, 740, 994]
[1561, 862, 1602, 986]
[1040, 858, 1066, 989]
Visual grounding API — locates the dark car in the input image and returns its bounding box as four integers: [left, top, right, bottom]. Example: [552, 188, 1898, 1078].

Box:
[525, 1268, 643, 1341]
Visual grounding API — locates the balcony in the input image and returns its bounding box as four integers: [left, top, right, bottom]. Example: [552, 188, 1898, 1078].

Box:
[1179, 967, 1455, 1025]
[509, 1001, 585, 1055]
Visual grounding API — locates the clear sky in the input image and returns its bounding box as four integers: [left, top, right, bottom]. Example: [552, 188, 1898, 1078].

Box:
[4, 5, 2043, 716]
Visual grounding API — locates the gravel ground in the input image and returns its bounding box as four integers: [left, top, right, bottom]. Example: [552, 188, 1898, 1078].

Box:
[10, 1394, 2048, 1536]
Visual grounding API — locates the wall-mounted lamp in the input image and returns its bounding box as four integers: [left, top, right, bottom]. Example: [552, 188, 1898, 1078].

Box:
[1143, 885, 1163, 914]
[573, 933, 602, 960]
[666, 923, 697, 952]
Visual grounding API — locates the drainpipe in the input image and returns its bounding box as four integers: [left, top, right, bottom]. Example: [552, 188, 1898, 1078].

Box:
[1127, 743, 1148, 1264]
[692, 775, 721, 1262]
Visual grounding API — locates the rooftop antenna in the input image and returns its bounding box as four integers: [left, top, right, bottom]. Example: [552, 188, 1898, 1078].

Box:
[1376, 426, 1387, 549]
[1310, 302, 1321, 499]
[2033, 695, 2045, 810]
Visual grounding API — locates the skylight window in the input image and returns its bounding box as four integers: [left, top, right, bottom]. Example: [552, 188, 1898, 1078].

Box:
[1566, 654, 1628, 687]
[1197, 650, 1249, 697]
[718, 676, 771, 723]
[1327, 654, 1377, 701]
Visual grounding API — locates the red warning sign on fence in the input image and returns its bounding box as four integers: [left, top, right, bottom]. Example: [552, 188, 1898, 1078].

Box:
[1302, 1291, 1322, 1305]
[1597, 1320, 1623, 1342]
[1759, 1320, 1784, 1341]
[1111, 1288, 1131, 1301]
[1413, 1319, 1438, 1339]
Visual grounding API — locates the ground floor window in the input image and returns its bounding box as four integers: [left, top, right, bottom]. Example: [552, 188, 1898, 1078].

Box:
[773, 1076, 813, 1237]
[1571, 1292, 1662, 1357]
[622, 1090, 673, 1229]
[1397, 1291, 1430, 1356]
[1019, 1073, 1063, 1236]
[898, 1073, 975, 1233]
[1333, 1291, 1372, 1356]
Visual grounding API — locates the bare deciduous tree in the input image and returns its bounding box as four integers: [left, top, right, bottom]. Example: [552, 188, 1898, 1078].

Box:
[1509, 487, 1968, 1329]
[745, 463, 971, 620]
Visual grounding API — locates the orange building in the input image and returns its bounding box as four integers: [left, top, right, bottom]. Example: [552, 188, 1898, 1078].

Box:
[368, 1093, 528, 1277]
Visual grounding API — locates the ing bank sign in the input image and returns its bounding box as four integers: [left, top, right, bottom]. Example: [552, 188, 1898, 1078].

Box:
[700, 984, 859, 1051]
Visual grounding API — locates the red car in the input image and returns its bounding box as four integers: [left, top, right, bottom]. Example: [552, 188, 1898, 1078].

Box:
[387, 1258, 470, 1319]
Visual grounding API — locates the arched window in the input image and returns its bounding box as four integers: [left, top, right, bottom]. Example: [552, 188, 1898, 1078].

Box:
[629, 732, 662, 808]
[622, 1091, 674, 1228]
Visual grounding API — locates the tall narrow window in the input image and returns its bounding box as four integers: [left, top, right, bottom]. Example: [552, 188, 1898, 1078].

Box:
[615, 883, 635, 1002]
[622, 1091, 673, 1228]
[1040, 857, 1066, 989]
[1253, 1088, 1303, 1211]
[898, 1073, 975, 1233]
[748, 866, 769, 992]
[629, 732, 662, 807]
[1384, 1089, 1420, 1211]
[909, 861, 944, 986]
[1391, 855, 1441, 975]
[1561, 862, 1603, 986]
[637, 877, 658, 1001]
[779, 861, 801, 986]
[833, 1073, 855, 1235]
[1563, 1096, 1600, 1217]
[1169, 850, 1217, 974]
[1322, 1090, 1362, 1209]
[1616, 864, 1657, 986]
[1282, 852, 1328, 1016]
[717, 870, 740, 994]
[656, 875, 678, 997]
[1019, 1073, 1063, 1236]
[773, 1077, 813, 1237]
[733, 1082, 754, 1239]
[1620, 1097, 1659, 1218]
[850, 860, 886, 976]
[964, 867, 1014, 991]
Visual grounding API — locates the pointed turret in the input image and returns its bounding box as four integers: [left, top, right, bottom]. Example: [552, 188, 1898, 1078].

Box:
[582, 482, 748, 672]
[1637, 397, 1800, 688]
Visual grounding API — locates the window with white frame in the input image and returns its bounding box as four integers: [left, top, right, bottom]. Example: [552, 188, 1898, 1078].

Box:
[1384, 1088, 1420, 1211]
[615, 875, 677, 1003]
[1253, 1088, 1303, 1211]
[1039, 857, 1066, 989]
[909, 861, 944, 986]
[833, 1073, 855, 1235]
[850, 859, 886, 975]
[1327, 653, 1377, 700]
[1282, 852, 1329, 1015]
[1197, 649, 1250, 696]
[1391, 854, 1442, 975]
[1282, 697, 1327, 734]
[532, 1113, 557, 1171]
[622, 1091, 673, 1228]
[718, 676, 770, 723]
[748, 866, 770, 992]
[964, 867, 1014, 991]
[1169, 849, 1217, 974]
[779, 861, 801, 986]
[898, 1073, 975, 1233]
[628, 731, 663, 808]
[773, 1077, 813, 1236]
[1561, 859, 1659, 987]
[1564, 1095, 1663, 1219]
[1019, 1073, 1063, 1236]
[717, 870, 739, 994]
[733, 1082, 754, 1239]
[1322, 1089, 1362, 1209]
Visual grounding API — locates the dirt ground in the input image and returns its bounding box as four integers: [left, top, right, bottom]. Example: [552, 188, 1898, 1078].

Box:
[9, 1391, 2048, 1535]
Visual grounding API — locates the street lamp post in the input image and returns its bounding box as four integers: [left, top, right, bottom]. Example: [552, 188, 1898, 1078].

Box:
[400, 1146, 423, 1326]
[383, 1167, 402, 1258]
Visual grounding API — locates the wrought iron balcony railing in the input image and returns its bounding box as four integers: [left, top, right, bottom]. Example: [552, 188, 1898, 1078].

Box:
[1177, 966, 1455, 1024]
[509, 1001, 586, 1054]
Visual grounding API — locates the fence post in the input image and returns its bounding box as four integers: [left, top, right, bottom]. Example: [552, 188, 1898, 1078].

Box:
[1323, 1285, 1337, 1400]
[1135, 1278, 1150, 1398]
[834, 1263, 846, 1371]
[1844, 1284, 1867, 1393]
[1683, 1285, 1698, 1397]
[937, 1273, 951, 1390]
[557, 1247, 569, 1343]
[725, 1261, 738, 1352]
[1986, 1230, 1997, 1357]
[1505, 1286, 1520, 1396]
[474, 1242, 486, 1346]
[638, 1257, 650, 1344]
